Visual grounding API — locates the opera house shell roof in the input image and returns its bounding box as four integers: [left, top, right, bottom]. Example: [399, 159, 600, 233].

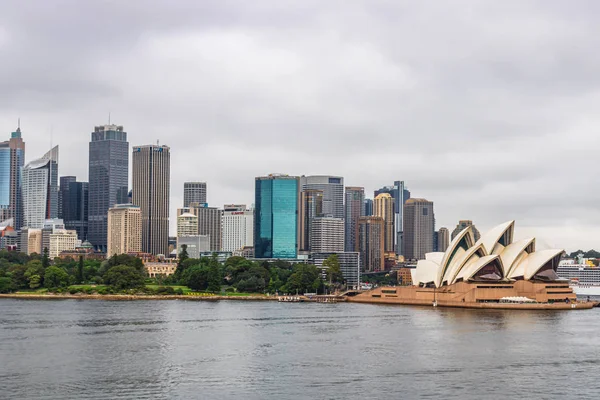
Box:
[412, 221, 563, 288]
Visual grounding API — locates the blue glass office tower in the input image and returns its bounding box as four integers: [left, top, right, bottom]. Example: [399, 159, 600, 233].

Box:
[254, 174, 299, 259]
[0, 126, 25, 228]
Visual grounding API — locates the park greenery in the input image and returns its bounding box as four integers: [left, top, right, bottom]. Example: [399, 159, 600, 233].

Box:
[0, 245, 346, 296]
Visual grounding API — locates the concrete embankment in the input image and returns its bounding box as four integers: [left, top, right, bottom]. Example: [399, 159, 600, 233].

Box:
[0, 293, 277, 301]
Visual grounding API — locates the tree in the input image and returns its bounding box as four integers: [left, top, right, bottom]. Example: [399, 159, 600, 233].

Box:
[103, 265, 146, 290]
[282, 264, 321, 294]
[42, 248, 50, 269]
[185, 264, 210, 291]
[28, 275, 41, 289]
[174, 244, 189, 280]
[76, 256, 84, 284]
[323, 255, 343, 286]
[207, 256, 222, 293]
[44, 266, 70, 288]
[0, 277, 13, 293]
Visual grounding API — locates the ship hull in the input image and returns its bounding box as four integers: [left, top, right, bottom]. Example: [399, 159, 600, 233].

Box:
[572, 285, 600, 297]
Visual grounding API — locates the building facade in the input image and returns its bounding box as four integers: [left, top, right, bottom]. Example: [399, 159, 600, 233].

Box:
[299, 189, 323, 252]
[49, 229, 79, 258]
[299, 175, 344, 219]
[132, 144, 170, 256]
[254, 174, 299, 259]
[88, 125, 129, 252]
[374, 193, 394, 253]
[177, 212, 198, 237]
[193, 205, 222, 252]
[59, 177, 89, 241]
[357, 216, 385, 272]
[451, 220, 481, 242]
[0, 126, 25, 228]
[363, 199, 373, 216]
[107, 204, 142, 256]
[403, 198, 435, 260]
[22, 146, 59, 229]
[309, 217, 344, 253]
[437, 227, 450, 252]
[183, 182, 207, 207]
[177, 235, 210, 259]
[344, 186, 365, 252]
[311, 252, 361, 288]
[221, 209, 253, 253]
[374, 181, 411, 255]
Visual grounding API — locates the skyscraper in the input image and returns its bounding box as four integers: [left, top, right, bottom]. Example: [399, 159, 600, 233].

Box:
[88, 125, 129, 252]
[0, 125, 25, 228]
[363, 198, 373, 216]
[374, 181, 411, 255]
[299, 175, 344, 218]
[22, 146, 59, 229]
[437, 227, 449, 252]
[107, 204, 142, 256]
[221, 208, 253, 252]
[177, 212, 198, 237]
[183, 182, 207, 207]
[344, 187, 365, 252]
[374, 193, 394, 253]
[59, 176, 88, 240]
[403, 198, 435, 260]
[451, 220, 481, 242]
[132, 144, 170, 256]
[310, 217, 344, 253]
[299, 189, 323, 252]
[357, 216, 384, 272]
[254, 174, 299, 259]
[193, 205, 222, 252]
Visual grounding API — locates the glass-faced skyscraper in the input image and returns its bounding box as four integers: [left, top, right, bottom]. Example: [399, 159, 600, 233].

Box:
[254, 174, 299, 259]
[88, 125, 129, 252]
[0, 126, 25, 228]
[22, 146, 59, 229]
[60, 176, 89, 240]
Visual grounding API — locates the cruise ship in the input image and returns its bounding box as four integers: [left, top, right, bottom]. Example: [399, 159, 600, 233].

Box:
[557, 257, 600, 297]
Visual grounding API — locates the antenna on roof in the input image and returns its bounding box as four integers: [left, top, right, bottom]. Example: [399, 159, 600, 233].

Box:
[157, 139, 160, 146]
[17, 118, 20, 130]
[108, 112, 111, 125]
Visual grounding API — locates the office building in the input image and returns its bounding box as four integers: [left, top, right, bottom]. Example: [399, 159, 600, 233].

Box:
[177, 235, 210, 258]
[344, 187, 364, 252]
[22, 146, 59, 229]
[363, 198, 373, 216]
[88, 125, 129, 252]
[221, 209, 253, 252]
[311, 252, 361, 288]
[224, 204, 246, 211]
[310, 217, 344, 253]
[299, 175, 344, 219]
[357, 216, 384, 272]
[299, 189, 323, 252]
[374, 193, 394, 253]
[193, 204, 221, 252]
[177, 212, 198, 237]
[49, 229, 79, 258]
[375, 181, 411, 255]
[20, 228, 42, 255]
[59, 177, 88, 240]
[107, 204, 142, 256]
[451, 220, 481, 242]
[403, 198, 435, 260]
[254, 174, 299, 259]
[0, 125, 25, 228]
[132, 144, 170, 256]
[184, 182, 207, 207]
[437, 227, 449, 252]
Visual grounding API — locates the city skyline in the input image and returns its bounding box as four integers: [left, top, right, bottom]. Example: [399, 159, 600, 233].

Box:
[3, 1, 599, 251]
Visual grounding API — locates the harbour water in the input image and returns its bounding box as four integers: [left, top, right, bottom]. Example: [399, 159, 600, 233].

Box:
[1, 299, 599, 399]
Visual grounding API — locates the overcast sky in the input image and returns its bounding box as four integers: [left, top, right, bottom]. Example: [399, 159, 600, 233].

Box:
[1, 0, 599, 251]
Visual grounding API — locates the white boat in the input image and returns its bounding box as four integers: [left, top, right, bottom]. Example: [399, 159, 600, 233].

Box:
[557, 256, 600, 297]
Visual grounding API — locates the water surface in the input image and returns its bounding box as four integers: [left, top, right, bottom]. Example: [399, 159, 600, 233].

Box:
[1, 299, 599, 399]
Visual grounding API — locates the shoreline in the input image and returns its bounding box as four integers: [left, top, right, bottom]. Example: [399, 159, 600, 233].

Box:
[0, 293, 278, 301]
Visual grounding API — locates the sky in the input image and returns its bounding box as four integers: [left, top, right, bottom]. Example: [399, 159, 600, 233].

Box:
[1, 0, 599, 251]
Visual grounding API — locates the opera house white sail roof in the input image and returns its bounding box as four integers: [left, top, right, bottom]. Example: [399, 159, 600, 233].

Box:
[412, 221, 563, 288]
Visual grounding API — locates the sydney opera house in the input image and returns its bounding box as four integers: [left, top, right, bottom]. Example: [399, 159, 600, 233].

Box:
[348, 221, 595, 309]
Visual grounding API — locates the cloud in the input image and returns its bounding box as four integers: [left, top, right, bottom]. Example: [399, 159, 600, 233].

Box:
[0, 0, 598, 250]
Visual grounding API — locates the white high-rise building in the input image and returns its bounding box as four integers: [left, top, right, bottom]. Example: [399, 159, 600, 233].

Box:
[107, 204, 142, 256]
[49, 229, 79, 258]
[22, 146, 59, 229]
[221, 209, 253, 253]
[177, 212, 198, 237]
[309, 217, 344, 253]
